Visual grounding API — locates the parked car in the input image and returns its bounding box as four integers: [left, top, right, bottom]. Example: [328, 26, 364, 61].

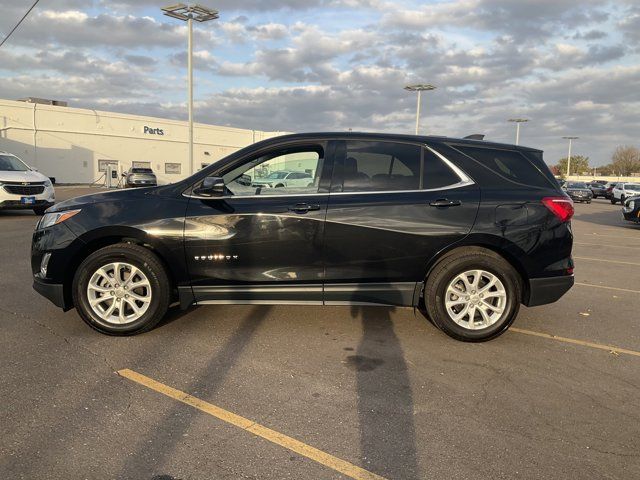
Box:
[589, 181, 609, 198]
[125, 167, 157, 188]
[0, 151, 55, 215]
[611, 182, 640, 204]
[563, 181, 593, 203]
[31, 133, 574, 342]
[622, 197, 640, 224]
[251, 170, 314, 189]
[604, 182, 619, 200]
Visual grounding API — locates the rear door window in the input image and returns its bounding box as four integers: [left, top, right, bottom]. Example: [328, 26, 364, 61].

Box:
[454, 145, 553, 188]
[341, 141, 421, 192]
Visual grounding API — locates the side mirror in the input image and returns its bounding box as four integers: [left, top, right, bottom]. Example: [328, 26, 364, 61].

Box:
[194, 176, 225, 197]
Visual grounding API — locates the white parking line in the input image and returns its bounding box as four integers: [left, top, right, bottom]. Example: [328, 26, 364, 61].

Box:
[574, 242, 640, 249]
[575, 282, 640, 294]
[574, 256, 640, 267]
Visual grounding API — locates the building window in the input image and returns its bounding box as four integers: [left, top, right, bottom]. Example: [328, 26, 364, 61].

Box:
[133, 161, 151, 169]
[165, 163, 182, 174]
[98, 160, 118, 172]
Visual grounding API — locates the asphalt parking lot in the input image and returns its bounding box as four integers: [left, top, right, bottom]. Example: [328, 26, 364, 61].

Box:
[1, 187, 639, 480]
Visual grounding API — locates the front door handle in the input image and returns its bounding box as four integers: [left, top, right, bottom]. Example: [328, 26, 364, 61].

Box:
[289, 203, 321, 214]
[429, 198, 462, 208]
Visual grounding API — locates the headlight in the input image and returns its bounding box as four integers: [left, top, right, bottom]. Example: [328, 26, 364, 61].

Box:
[37, 209, 81, 230]
[43, 179, 52, 188]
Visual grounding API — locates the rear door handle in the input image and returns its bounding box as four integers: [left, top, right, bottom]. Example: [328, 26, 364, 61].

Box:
[289, 203, 321, 214]
[429, 199, 462, 207]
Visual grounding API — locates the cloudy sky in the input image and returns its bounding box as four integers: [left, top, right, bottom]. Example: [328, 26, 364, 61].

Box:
[1, 0, 638, 166]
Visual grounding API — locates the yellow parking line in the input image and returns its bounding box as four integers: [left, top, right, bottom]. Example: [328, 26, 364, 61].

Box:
[575, 282, 640, 294]
[574, 256, 640, 266]
[510, 328, 640, 358]
[118, 369, 386, 480]
[574, 242, 640, 249]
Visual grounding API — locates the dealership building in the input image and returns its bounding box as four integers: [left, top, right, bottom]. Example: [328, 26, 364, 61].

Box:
[0, 98, 284, 185]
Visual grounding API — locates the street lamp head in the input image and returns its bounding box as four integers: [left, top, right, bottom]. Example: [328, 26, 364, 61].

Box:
[162, 3, 219, 22]
[562, 136, 579, 140]
[508, 118, 529, 123]
[404, 84, 436, 92]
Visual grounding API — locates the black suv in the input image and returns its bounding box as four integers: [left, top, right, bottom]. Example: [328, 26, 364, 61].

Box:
[32, 133, 574, 341]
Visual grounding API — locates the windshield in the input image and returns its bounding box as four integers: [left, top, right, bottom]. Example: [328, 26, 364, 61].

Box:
[567, 182, 587, 188]
[265, 172, 289, 179]
[625, 184, 640, 191]
[131, 168, 152, 173]
[0, 154, 29, 172]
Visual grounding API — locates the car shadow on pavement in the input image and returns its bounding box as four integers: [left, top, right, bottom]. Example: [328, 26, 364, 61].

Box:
[119, 305, 272, 479]
[348, 304, 420, 480]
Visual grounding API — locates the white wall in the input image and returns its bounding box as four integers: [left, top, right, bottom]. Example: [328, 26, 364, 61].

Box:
[0, 98, 284, 185]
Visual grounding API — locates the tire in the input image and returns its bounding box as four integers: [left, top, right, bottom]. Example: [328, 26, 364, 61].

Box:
[72, 243, 170, 335]
[423, 249, 521, 342]
[587, 200, 591, 204]
[33, 206, 48, 215]
[275, 183, 285, 188]
[611, 198, 617, 204]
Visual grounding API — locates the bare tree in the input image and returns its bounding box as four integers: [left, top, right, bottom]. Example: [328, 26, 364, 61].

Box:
[611, 146, 640, 176]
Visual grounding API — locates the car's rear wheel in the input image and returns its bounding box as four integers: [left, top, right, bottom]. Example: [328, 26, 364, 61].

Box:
[423, 249, 521, 342]
[611, 198, 617, 204]
[72, 243, 170, 335]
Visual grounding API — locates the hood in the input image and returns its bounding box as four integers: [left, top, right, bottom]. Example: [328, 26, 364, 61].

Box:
[0, 169, 49, 183]
[48, 186, 156, 212]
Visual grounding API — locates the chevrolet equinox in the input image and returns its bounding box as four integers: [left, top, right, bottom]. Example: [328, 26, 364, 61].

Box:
[32, 133, 574, 341]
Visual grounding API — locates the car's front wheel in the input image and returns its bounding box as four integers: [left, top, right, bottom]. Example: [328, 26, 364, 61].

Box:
[72, 243, 170, 335]
[423, 249, 521, 342]
[611, 198, 617, 204]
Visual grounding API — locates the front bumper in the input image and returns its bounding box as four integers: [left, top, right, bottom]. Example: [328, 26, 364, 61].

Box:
[623, 209, 640, 223]
[33, 276, 70, 310]
[525, 275, 574, 307]
[567, 193, 592, 202]
[0, 185, 55, 209]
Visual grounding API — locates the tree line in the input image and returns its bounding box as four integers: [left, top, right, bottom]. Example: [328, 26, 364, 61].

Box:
[552, 146, 640, 177]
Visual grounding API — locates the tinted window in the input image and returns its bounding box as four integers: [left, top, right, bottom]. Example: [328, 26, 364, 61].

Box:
[341, 141, 420, 192]
[423, 148, 461, 189]
[455, 146, 552, 188]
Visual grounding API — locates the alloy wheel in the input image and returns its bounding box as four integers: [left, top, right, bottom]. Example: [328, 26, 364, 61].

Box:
[444, 269, 507, 330]
[86, 262, 152, 324]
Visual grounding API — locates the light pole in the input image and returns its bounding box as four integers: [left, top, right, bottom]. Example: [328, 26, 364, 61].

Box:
[562, 136, 579, 177]
[162, 3, 219, 176]
[508, 118, 528, 145]
[404, 84, 436, 135]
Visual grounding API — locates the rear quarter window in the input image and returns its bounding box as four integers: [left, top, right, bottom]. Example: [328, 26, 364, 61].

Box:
[453, 145, 554, 188]
[423, 148, 461, 189]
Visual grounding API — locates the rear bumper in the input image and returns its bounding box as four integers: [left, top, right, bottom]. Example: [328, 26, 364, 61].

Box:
[33, 277, 70, 310]
[525, 275, 574, 307]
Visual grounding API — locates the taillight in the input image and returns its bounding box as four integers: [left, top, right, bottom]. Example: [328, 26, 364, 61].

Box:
[542, 196, 574, 222]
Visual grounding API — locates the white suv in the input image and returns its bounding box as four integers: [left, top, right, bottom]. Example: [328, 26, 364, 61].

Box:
[611, 182, 640, 204]
[0, 152, 55, 215]
[251, 170, 314, 189]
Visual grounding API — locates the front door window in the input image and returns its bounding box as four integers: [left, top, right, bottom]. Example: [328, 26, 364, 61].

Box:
[223, 148, 323, 196]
